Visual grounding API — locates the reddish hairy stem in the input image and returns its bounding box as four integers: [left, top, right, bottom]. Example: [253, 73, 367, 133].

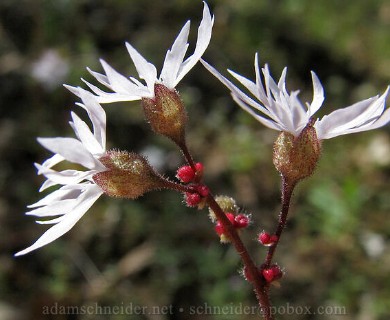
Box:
[265, 176, 297, 267]
[207, 195, 273, 320]
[176, 140, 273, 319]
[165, 178, 273, 318]
[165, 164, 295, 320]
[177, 141, 196, 171]
[163, 180, 196, 194]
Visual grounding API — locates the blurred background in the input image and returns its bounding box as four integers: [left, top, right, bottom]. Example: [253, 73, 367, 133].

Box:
[1, 0, 389, 319]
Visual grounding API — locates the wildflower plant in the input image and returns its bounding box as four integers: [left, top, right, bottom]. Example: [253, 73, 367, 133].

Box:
[15, 2, 389, 320]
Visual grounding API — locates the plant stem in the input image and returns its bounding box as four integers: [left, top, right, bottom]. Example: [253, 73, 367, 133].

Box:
[265, 176, 297, 267]
[163, 179, 195, 194]
[176, 140, 274, 319]
[177, 140, 196, 171]
[207, 195, 273, 320]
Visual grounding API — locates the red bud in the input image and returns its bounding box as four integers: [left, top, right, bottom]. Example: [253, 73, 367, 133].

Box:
[214, 213, 235, 243]
[234, 214, 250, 228]
[215, 221, 224, 236]
[258, 232, 278, 246]
[185, 192, 202, 207]
[196, 184, 209, 197]
[195, 162, 204, 178]
[262, 264, 283, 283]
[176, 165, 195, 183]
[262, 268, 275, 282]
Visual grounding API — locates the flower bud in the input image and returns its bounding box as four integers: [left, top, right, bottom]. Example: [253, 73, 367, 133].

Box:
[214, 221, 224, 236]
[214, 213, 249, 243]
[185, 192, 202, 207]
[194, 162, 204, 179]
[262, 268, 274, 283]
[93, 150, 166, 199]
[258, 232, 278, 246]
[142, 84, 187, 145]
[215, 213, 235, 236]
[176, 165, 195, 183]
[273, 120, 321, 182]
[196, 184, 209, 197]
[215, 221, 231, 244]
[234, 214, 250, 228]
[262, 264, 283, 283]
[175, 163, 205, 184]
[215, 213, 236, 243]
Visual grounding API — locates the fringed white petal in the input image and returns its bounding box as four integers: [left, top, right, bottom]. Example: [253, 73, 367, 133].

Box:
[26, 198, 78, 217]
[39, 154, 64, 171]
[307, 71, 325, 117]
[76, 89, 107, 151]
[15, 185, 103, 256]
[160, 21, 190, 88]
[174, 2, 214, 87]
[37, 137, 99, 170]
[316, 87, 389, 139]
[35, 164, 94, 186]
[232, 95, 282, 131]
[28, 187, 80, 209]
[125, 42, 157, 96]
[70, 112, 104, 156]
[100, 59, 139, 94]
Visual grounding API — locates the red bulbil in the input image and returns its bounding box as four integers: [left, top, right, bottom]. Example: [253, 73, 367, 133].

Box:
[185, 192, 201, 207]
[262, 264, 283, 283]
[176, 165, 195, 183]
[177, 162, 204, 183]
[262, 268, 275, 282]
[214, 213, 235, 237]
[234, 214, 250, 228]
[196, 184, 209, 197]
[258, 232, 270, 244]
[258, 232, 278, 246]
[215, 213, 250, 240]
[270, 265, 283, 281]
[215, 221, 224, 236]
[195, 162, 204, 177]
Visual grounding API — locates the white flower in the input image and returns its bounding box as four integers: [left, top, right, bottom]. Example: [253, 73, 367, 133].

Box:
[202, 54, 390, 140]
[66, 2, 214, 103]
[15, 91, 107, 256]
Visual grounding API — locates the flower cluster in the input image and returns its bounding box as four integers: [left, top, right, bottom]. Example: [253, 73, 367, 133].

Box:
[16, 6, 389, 316]
[66, 2, 214, 103]
[202, 55, 389, 182]
[16, 2, 214, 256]
[202, 54, 389, 140]
[15, 3, 390, 319]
